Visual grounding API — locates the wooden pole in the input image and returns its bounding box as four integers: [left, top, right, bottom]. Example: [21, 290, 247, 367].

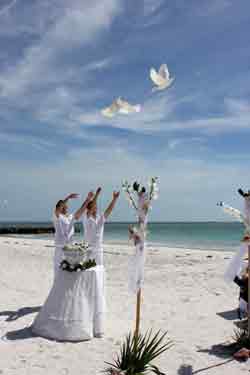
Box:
[135, 288, 141, 338]
[248, 243, 250, 339]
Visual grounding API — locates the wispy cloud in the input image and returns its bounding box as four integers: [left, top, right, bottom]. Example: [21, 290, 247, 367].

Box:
[0, 0, 121, 98]
[0, 0, 18, 17]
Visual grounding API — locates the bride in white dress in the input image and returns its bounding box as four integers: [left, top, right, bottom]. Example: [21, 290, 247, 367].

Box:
[31, 191, 102, 341]
[31, 189, 119, 341]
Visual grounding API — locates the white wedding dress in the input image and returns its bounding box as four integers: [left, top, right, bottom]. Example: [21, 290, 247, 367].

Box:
[32, 211, 106, 341]
[32, 265, 105, 341]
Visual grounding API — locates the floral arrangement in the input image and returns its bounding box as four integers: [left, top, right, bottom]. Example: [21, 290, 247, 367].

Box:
[122, 177, 159, 237]
[60, 242, 96, 272]
[122, 177, 159, 213]
[60, 258, 96, 272]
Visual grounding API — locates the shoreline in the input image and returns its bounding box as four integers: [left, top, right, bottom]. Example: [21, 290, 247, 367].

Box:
[0, 233, 237, 253]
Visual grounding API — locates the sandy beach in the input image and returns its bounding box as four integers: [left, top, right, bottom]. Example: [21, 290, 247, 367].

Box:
[0, 236, 249, 374]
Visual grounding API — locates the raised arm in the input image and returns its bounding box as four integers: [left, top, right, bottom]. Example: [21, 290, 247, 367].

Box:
[63, 193, 79, 203]
[54, 193, 79, 216]
[104, 191, 120, 219]
[74, 192, 94, 220]
[92, 187, 102, 204]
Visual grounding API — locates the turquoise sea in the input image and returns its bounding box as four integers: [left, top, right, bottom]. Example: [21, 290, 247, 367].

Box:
[0, 221, 244, 252]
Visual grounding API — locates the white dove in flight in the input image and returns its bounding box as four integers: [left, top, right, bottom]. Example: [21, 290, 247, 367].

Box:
[117, 97, 141, 114]
[101, 99, 120, 117]
[150, 64, 174, 92]
[101, 97, 141, 117]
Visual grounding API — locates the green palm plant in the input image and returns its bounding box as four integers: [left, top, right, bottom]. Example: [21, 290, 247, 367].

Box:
[104, 330, 173, 375]
[232, 328, 250, 350]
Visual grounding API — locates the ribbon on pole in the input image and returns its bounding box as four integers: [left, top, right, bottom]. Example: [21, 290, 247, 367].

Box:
[128, 229, 146, 294]
[122, 177, 159, 336]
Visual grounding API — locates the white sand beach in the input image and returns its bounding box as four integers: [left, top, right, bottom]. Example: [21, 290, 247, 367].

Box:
[0, 236, 249, 374]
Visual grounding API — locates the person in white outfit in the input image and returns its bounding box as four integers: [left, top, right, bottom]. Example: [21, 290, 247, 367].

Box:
[53, 192, 94, 276]
[83, 188, 120, 266]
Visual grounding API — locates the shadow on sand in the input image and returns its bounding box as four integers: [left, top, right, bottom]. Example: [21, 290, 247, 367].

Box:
[0, 306, 40, 322]
[3, 326, 37, 341]
[197, 342, 235, 359]
[177, 357, 234, 375]
[216, 308, 239, 321]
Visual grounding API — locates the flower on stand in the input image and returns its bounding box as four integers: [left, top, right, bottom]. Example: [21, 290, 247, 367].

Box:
[148, 177, 159, 201]
[122, 180, 138, 211]
[60, 242, 96, 272]
[122, 177, 159, 220]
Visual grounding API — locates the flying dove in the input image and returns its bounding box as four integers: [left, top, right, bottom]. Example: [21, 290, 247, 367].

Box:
[117, 97, 141, 114]
[150, 64, 174, 92]
[101, 97, 141, 117]
[101, 99, 120, 117]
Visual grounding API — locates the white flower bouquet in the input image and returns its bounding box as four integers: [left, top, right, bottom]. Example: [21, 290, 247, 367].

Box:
[60, 242, 96, 272]
[63, 242, 89, 265]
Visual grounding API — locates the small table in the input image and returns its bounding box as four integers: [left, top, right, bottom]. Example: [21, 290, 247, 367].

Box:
[32, 266, 105, 341]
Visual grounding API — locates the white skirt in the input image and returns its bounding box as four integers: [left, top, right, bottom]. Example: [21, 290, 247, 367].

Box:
[32, 266, 105, 341]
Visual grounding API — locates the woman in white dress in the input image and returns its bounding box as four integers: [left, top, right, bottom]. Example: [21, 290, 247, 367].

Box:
[31, 191, 104, 342]
[53, 192, 93, 277]
[83, 187, 120, 266]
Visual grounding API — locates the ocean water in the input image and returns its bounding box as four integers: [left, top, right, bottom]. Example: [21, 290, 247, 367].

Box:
[0, 221, 244, 251]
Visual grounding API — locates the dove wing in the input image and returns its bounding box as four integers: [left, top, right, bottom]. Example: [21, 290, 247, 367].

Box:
[101, 100, 119, 117]
[118, 97, 134, 113]
[150, 67, 166, 86]
[102, 107, 114, 117]
[159, 64, 170, 80]
[220, 203, 244, 222]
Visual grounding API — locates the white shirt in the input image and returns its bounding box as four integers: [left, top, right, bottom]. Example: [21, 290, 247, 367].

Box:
[53, 213, 75, 247]
[82, 213, 105, 250]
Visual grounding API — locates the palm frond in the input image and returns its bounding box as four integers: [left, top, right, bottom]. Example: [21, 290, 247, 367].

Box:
[104, 330, 173, 375]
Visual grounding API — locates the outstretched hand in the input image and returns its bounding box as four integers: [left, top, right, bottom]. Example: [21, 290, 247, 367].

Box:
[113, 191, 120, 199]
[96, 187, 102, 194]
[67, 193, 79, 199]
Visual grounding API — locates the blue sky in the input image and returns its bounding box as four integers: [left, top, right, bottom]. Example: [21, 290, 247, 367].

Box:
[0, 0, 250, 221]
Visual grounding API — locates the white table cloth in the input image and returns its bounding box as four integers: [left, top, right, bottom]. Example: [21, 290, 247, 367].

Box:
[32, 266, 105, 341]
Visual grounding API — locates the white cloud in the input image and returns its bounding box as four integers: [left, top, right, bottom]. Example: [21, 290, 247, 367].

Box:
[0, 0, 18, 17]
[0, 0, 121, 97]
[168, 137, 205, 150]
[0, 0, 66, 37]
[0, 131, 56, 152]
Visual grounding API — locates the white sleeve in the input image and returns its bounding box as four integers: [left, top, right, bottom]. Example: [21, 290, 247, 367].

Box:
[97, 213, 105, 228]
[82, 212, 87, 227]
[58, 214, 75, 242]
[67, 214, 75, 240]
